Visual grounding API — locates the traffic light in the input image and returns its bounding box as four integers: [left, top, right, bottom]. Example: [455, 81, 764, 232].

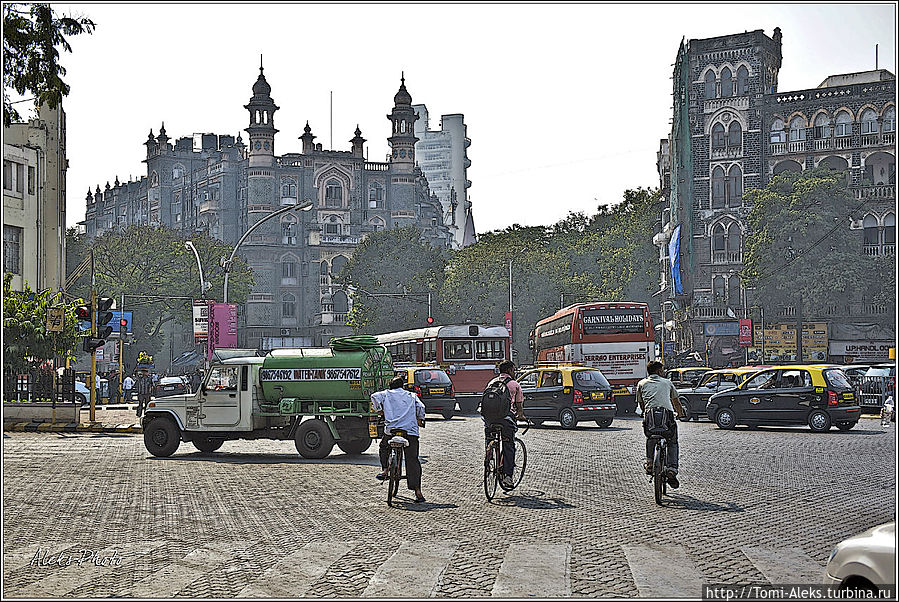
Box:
[75, 303, 92, 322]
[426, 316, 435, 325]
[97, 297, 114, 328]
[82, 297, 115, 353]
[119, 318, 128, 334]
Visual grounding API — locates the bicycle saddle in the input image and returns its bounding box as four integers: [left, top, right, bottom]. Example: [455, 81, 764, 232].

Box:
[388, 435, 409, 447]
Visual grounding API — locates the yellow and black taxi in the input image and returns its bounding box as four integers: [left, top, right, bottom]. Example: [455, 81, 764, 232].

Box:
[676, 367, 760, 422]
[666, 366, 713, 389]
[706, 364, 861, 432]
[394, 364, 456, 419]
[516, 364, 616, 429]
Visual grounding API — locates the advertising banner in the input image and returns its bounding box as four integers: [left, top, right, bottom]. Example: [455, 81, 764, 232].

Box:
[581, 307, 645, 336]
[703, 321, 739, 337]
[208, 303, 238, 359]
[828, 340, 894, 363]
[747, 322, 828, 362]
[739, 319, 753, 347]
[668, 225, 683, 295]
[504, 311, 513, 337]
[193, 300, 209, 342]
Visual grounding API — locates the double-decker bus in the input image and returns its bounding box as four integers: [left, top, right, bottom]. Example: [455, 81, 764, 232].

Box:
[375, 324, 511, 413]
[530, 302, 654, 414]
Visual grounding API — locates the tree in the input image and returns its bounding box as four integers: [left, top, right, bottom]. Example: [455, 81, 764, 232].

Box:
[335, 226, 448, 334]
[3, 3, 95, 126]
[742, 168, 890, 322]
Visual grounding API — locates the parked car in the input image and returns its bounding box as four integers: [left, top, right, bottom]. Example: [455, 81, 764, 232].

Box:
[842, 364, 873, 387]
[859, 364, 896, 412]
[394, 365, 456, 419]
[153, 376, 190, 398]
[666, 366, 712, 389]
[516, 364, 616, 429]
[707, 364, 861, 432]
[676, 367, 760, 421]
[824, 522, 895, 595]
[75, 378, 108, 404]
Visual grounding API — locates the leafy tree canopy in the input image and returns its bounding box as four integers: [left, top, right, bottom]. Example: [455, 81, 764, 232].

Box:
[3, 3, 95, 126]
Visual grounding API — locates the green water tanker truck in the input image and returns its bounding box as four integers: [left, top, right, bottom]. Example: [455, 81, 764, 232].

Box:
[141, 337, 393, 458]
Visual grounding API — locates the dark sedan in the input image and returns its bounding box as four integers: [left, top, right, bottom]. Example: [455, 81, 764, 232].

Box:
[153, 376, 190, 398]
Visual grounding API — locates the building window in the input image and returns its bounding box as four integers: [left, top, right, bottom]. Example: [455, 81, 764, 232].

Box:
[27, 166, 34, 195]
[370, 217, 385, 232]
[711, 166, 726, 208]
[835, 111, 852, 137]
[3, 160, 11, 191]
[324, 215, 340, 236]
[3, 225, 22, 275]
[172, 164, 185, 179]
[712, 224, 726, 260]
[813, 114, 832, 139]
[713, 276, 726, 304]
[727, 122, 742, 148]
[704, 69, 716, 99]
[333, 290, 348, 314]
[736, 65, 749, 95]
[720, 67, 733, 97]
[282, 219, 296, 244]
[712, 123, 726, 149]
[727, 165, 743, 207]
[282, 261, 296, 279]
[863, 215, 879, 246]
[728, 275, 741, 306]
[770, 119, 786, 143]
[884, 214, 896, 247]
[883, 107, 895, 132]
[281, 180, 297, 198]
[324, 179, 342, 207]
[368, 183, 384, 208]
[727, 223, 742, 259]
[282, 294, 296, 318]
[860, 109, 879, 134]
[788, 117, 806, 141]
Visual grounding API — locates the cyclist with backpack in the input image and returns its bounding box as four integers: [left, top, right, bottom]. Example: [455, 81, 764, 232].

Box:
[481, 360, 525, 489]
[636, 361, 686, 488]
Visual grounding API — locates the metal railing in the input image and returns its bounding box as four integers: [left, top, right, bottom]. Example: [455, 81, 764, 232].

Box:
[859, 375, 895, 408]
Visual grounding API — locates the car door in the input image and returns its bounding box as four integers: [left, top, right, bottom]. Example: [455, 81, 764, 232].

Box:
[527, 370, 563, 419]
[518, 371, 540, 418]
[774, 369, 815, 423]
[739, 369, 780, 423]
[200, 364, 243, 428]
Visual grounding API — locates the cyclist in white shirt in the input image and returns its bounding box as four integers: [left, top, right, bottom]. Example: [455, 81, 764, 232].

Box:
[371, 376, 427, 503]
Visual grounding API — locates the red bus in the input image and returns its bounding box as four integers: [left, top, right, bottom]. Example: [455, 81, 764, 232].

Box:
[375, 324, 511, 413]
[530, 302, 655, 414]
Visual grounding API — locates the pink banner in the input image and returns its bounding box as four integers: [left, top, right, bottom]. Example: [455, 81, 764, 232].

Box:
[739, 319, 753, 347]
[504, 311, 513, 337]
[208, 303, 238, 360]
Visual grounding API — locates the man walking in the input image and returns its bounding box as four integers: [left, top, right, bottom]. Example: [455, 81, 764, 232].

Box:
[107, 370, 120, 405]
[135, 370, 153, 417]
[371, 376, 427, 503]
[122, 373, 135, 404]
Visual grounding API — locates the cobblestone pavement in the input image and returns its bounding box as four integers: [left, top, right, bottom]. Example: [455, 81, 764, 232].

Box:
[3, 413, 895, 598]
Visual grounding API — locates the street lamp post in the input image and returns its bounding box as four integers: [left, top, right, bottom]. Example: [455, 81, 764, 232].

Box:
[222, 200, 314, 303]
[184, 241, 210, 298]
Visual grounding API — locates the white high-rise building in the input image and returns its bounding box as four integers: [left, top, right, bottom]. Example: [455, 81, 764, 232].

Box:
[413, 104, 475, 248]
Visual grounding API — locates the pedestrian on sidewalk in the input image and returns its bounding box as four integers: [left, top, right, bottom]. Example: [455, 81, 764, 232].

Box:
[108, 370, 120, 405]
[135, 370, 153, 417]
[123, 373, 134, 404]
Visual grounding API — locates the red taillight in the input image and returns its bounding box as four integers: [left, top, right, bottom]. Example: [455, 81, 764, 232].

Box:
[573, 389, 584, 404]
[828, 390, 839, 406]
[450, 385, 455, 396]
[413, 385, 422, 395]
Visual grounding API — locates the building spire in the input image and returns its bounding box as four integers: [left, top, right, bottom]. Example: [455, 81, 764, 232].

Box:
[260, 53, 263, 74]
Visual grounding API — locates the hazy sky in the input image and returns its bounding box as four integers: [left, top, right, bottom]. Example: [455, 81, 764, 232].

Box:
[45, 3, 896, 233]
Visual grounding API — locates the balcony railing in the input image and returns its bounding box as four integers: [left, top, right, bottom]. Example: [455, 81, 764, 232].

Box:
[834, 136, 853, 150]
[860, 133, 880, 146]
[364, 162, 389, 172]
[864, 244, 895, 256]
[854, 185, 894, 201]
[769, 142, 786, 155]
[689, 305, 747, 319]
[813, 138, 832, 151]
[788, 140, 805, 154]
[712, 251, 743, 264]
[321, 235, 361, 245]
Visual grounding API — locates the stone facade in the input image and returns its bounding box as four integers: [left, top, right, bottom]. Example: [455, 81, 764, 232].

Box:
[656, 28, 896, 366]
[81, 68, 454, 353]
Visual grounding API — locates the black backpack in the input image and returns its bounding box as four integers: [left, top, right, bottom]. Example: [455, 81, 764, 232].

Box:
[480, 375, 512, 422]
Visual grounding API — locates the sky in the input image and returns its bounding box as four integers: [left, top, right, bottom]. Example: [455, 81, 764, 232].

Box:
[40, 2, 898, 233]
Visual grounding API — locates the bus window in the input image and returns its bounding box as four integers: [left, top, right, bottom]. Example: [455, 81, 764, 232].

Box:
[443, 340, 473, 360]
[476, 340, 505, 360]
[423, 339, 437, 362]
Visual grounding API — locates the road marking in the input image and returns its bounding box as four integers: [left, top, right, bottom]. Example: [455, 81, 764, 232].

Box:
[237, 541, 353, 598]
[120, 543, 233, 597]
[623, 543, 703, 598]
[491, 543, 571, 598]
[363, 540, 459, 598]
[14, 540, 164, 597]
[742, 547, 824, 584]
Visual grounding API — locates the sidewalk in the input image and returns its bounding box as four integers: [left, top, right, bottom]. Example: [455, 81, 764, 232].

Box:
[4, 405, 143, 434]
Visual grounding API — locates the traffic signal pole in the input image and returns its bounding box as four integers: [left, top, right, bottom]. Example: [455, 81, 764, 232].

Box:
[89, 288, 97, 423]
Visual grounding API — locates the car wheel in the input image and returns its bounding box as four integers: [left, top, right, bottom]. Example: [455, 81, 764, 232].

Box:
[442, 408, 454, 420]
[75, 393, 87, 406]
[143, 417, 181, 457]
[559, 408, 578, 429]
[715, 408, 737, 430]
[294, 419, 335, 459]
[808, 410, 832, 432]
[594, 418, 613, 428]
[192, 435, 224, 453]
[835, 421, 857, 431]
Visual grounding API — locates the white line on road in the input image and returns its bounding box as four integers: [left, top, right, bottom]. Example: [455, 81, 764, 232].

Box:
[237, 541, 354, 598]
[491, 543, 571, 598]
[623, 543, 704, 598]
[120, 542, 235, 598]
[363, 540, 459, 598]
[742, 547, 824, 584]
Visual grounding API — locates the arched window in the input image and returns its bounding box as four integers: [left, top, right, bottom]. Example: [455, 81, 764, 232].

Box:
[333, 290, 349, 314]
[320, 261, 329, 276]
[331, 255, 348, 276]
[770, 119, 785, 143]
[884, 107, 896, 132]
[711, 167, 726, 208]
[773, 160, 802, 176]
[712, 224, 727, 262]
[863, 215, 879, 246]
[736, 66, 749, 95]
[860, 109, 879, 134]
[704, 70, 716, 99]
[368, 183, 384, 208]
[172, 164, 185, 179]
[727, 223, 742, 260]
[813, 114, 832, 139]
[281, 179, 297, 199]
[720, 67, 733, 97]
[281, 258, 297, 280]
[324, 215, 341, 236]
[401, 120, 406, 133]
[370, 216, 385, 232]
[728, 275, 741, 305]
[727, 122, 742, 148]
[789, 117, 806, 141]
[282, 293, 296, 318]
[884, 214, 895, 247]
[281, 216, 297, 244]
[727, 165, 743, 207]
[712, 123, 726, 149]
[713, 276, 726, 303]
[325, 179, 342, 207]
[835, 111, 852, 137]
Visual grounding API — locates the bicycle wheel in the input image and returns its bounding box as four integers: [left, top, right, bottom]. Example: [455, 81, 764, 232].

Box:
[653, 441, 664, 506]
[484, 441, 499, 500]
[387, 449, 402, 506]
[661, 445, 668, 495]
[509, 437, 527, 489]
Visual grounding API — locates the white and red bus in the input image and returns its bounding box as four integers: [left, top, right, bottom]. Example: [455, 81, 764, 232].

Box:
[375, 324, 511, 413]
[530, 302, 654, 413]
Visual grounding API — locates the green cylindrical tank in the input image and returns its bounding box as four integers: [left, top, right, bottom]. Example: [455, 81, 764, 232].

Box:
[259, 346, 394, 402]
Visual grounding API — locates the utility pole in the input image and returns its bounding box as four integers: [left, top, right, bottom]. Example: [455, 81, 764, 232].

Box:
[796, 294, 803, 363]
[89, 260, 97, 424]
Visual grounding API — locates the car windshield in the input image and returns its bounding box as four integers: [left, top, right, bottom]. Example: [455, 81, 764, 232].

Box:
[573, 369, 610, 389]
[414, 370, 452, 385]
[824, 369, 854, 391]
[698, 373, 719, 387]
[864, 367, 894, 377]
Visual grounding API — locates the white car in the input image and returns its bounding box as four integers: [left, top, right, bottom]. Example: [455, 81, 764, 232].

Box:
[825, 522, 895, 594]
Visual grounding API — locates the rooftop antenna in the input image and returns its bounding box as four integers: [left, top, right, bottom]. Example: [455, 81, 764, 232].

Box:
[330, 91, 333, 150]
[875, 44, 879, 70]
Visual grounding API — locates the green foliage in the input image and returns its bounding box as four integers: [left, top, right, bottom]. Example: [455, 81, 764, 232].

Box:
[3, 272, 81, 374]
[3, 3, 95, 126]
[335, 226, 448, 334]
[65, 226, 254, 368]
[741, 168, 886, 316]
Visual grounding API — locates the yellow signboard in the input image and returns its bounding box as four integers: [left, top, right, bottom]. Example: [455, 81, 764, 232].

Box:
[747, 322, 828, 363]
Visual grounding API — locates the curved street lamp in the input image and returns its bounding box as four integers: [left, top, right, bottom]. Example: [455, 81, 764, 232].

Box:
[184, 240, 210, 297]
[222, 199, 314, 303]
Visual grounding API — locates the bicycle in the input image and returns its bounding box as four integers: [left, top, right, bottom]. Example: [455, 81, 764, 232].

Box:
[483, 419, 529, 501]
[385, 429, 408, 507]
[648, 433, 669, 505]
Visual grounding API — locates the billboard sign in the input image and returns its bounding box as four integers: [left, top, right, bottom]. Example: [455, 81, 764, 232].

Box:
[739, 319, 753, 347]
[193, 300, 209, 341]
[208, 303, 238, 359]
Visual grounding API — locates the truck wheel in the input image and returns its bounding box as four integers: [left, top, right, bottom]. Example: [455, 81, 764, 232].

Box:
[295, 419, 335, 459]
[594, 418, 613, 428]
[192, 435, 224, 454]
[442, 408, 454, 420]
[336, 437, 372, 455]
[143, 417, 181, 457]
